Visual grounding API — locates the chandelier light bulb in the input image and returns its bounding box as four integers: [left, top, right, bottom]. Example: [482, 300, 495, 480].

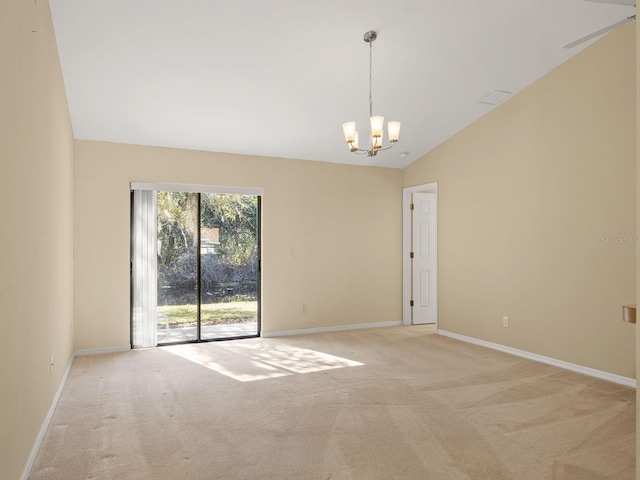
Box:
[342, 122, 356, 143]
[370, 116, 384, 138]
[387, 121, 401, 142]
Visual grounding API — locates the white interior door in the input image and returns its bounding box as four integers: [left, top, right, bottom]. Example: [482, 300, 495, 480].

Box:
[411, 192, 437, 324]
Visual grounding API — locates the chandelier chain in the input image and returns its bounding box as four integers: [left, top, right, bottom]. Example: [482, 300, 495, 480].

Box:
[368, 40, 373, 119]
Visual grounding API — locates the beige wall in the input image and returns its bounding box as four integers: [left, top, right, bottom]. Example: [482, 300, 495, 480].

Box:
[74, 141, 403, 349]
[405, 24, 636, 378]
[0, 1, 75, 479]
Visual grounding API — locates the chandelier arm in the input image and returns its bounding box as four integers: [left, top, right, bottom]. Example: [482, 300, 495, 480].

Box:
[375, 142, 397, 153]
[347, 142, 374, 155]
[348, 144, 396, 155]
[349, 148, 372, 155]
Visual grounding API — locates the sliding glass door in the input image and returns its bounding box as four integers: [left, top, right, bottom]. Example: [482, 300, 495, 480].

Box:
[131, 184, 261, 347]
[199, 193, 259, 341]
[156, 191, 199, 343]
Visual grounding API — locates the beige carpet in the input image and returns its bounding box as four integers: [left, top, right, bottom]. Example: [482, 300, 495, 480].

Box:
[30, 326, 634, 479]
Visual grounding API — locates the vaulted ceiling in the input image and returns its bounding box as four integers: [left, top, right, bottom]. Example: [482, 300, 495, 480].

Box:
[50, 0, 635, 168]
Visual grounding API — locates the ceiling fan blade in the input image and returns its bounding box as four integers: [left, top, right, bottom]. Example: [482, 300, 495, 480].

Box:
[584, 0, 635, 6]
[563, 15, 635, 48]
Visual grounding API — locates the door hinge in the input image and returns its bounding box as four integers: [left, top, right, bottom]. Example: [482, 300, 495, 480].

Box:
[410, 300, 414, 307]
[410, 252, 414, 259]
[410, 203, 414, 210]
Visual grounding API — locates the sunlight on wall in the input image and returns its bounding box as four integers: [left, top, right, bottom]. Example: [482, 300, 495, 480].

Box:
[163, 340, 364, 382]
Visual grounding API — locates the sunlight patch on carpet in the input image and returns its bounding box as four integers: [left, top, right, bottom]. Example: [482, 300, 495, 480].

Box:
[162, 340, 364, 381]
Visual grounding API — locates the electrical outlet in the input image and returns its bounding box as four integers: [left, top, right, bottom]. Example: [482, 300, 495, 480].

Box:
[503, 316, 509, 328]
[302, 303, 308, 313]
[50, 354, 54, 374]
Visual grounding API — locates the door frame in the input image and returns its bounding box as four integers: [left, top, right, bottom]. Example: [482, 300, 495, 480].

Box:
[402, 182, 438, 326]
[130, 182, 263, 345]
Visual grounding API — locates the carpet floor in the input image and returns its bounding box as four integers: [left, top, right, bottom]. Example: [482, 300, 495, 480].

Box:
[30, 325, 635, 479]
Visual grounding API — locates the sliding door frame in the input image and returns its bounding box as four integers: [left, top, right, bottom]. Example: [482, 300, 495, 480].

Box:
[131, 182, 263, 346]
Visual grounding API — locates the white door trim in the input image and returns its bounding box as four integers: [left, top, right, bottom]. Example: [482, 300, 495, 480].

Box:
[402, 182, 438, 326]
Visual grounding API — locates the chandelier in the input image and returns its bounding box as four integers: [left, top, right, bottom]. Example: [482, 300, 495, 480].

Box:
[342, 31, 401, 157]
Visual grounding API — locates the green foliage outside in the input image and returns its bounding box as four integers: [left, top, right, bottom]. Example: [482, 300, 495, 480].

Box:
[157, 191, 258, 272]
[201, 193, 258, 267]
[157, 301, 257, 328]
[157, 191, 199, 267]
[155, 191, 259, 327]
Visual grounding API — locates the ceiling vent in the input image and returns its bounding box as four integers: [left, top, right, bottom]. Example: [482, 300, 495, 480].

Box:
[478, 90, 513, 106]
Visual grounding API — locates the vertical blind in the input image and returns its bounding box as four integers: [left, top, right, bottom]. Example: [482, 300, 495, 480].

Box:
[131, 189, 157, 348]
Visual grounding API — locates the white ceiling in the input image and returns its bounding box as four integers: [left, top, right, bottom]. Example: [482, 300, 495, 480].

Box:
[49, 0, 635, 169]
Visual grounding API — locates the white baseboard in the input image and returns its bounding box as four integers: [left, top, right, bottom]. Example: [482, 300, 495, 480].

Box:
[74, 345, 131, 356]
[261, 320, 402, 338]
[21, 344, 131, 480]
[21, 351, 75, 480]
[437, 329, 636, 388]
